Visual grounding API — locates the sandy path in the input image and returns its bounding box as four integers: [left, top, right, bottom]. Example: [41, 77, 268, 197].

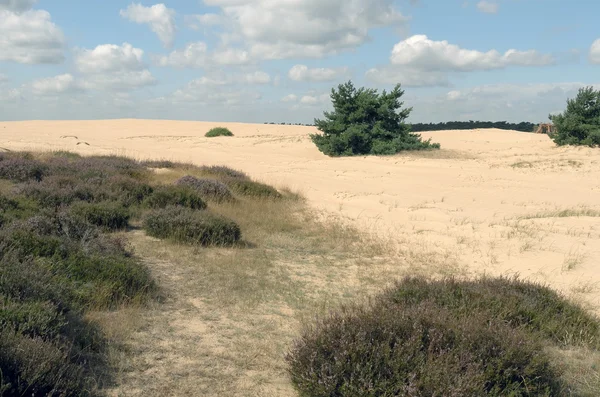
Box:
[2, 119, 600, 310]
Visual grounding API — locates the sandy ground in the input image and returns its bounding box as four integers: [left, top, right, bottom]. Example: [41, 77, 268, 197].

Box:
[2, 119, 600, 311]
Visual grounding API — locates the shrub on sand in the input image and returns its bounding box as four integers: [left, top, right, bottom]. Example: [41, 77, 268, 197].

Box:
[143, 206, 241, 246]
[174, 176, 235, 203]
[199, 165, 249, 180]
[205, 127, 234, 137]
[143, 185, 207, 210]
[223, 178, 282, 199]
[286, 276, 600, 396]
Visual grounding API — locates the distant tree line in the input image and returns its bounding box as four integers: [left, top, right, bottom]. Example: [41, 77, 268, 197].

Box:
[408, 120, 536, 133]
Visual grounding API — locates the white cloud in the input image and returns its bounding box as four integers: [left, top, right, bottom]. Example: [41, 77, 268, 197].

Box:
[288, 64, 348, 82]
[75, 43, 145, 74]
[185, 13, 225, 30]
[120, 3, 176, 48]
[156, 42, 251, 68]
[0, 9, 65, 64]
[281, 94, 298, 103]
[390, 35, 554, 71]
[81, 70, 157, 92]
[299, 93, 330, 105]
[0, 87, 21, 102]
[476, 1, 498, 14]
[202, 0, 408, 59]
[74, 43, 156, 92]
[30, 74, 83, 95]
[590, 39, 600, 64]
[243, 71, 271, 84]
[367, 35, 554, 87]
[0, 0, 36, 12]
[0, 73, 7, 83]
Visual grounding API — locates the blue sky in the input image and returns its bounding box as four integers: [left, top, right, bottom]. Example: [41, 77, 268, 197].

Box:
[0, 0, 598, 123]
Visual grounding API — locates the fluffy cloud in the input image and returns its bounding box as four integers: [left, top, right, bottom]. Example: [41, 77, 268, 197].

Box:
[299, 93, 330, 105]
[75, 43, 145, 74]
[281, 94, 297, 103]
[0, 8, 65, 64]
[367, 35, 554, 87]
[288, 65, 348, 82]
[30, 74, 83, 95]
[201, 0, 408, 59]
[120, 3, 176, 48]
[476, 1, 498, 14]
[184, 13, 225, 30]
[74, 43, 156, 91]
[156, 42, 251, 68]
[590, 39, 600, 64]
[243, 71, 271, 84]
[390, 35, 554, 71]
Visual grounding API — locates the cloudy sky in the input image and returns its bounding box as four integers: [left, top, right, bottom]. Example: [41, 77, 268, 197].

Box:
[0, 0, 598, 123]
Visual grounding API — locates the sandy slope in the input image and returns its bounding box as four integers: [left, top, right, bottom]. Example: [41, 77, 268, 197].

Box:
[2, 119, 600, 311]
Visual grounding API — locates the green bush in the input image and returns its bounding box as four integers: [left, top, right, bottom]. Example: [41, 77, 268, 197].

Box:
[143, 206, 241, 246]
[223, 178, 282, 199]
[0, 157, 48, 182]
[69, 202, 130, 231]
[199, 165, 249, 180]
[175, 176, 235, 203]
[550, 86, 600, 147]
[287, 277, 600, 396]
[143, 185, 207, 210]
[310, 81, 440, 156]
[205, 127, 234, 137]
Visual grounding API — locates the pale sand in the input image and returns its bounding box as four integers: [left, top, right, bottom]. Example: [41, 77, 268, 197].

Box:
[2, 119, 600, 311]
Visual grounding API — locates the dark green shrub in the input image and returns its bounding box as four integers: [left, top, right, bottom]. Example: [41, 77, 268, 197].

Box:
[287, 277, 600, 396]
[141, 159, 176, 168]
[17, 176, 95, 208]
[69, 202, 130, 231]
[143, 185, 207, 210]
[381, 276, 600, 348]
[550, 86, 600, 147]
[223, 178, 282, 199]
[287, 301, 563, 397]
[143, 206, 241, 246]
[0, 298, 66, 340]
[174, 176, 235, 203]
[0, 330, 95, 396]
[199, 165, 249, 180]
[205, 127, 234, 137]
[311, 81, 440, 156]
[0, 157, 48, 182]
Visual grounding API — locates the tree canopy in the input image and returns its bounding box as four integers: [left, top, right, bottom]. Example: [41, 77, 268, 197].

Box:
[310, 81, 439, 156]
[550, 86, 600, 147]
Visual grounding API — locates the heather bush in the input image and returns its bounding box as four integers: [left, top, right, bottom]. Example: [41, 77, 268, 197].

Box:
[143, 185, 207, 210]
[69, 202, 130, 231]
[287, 277, 600, 396]
[143, 206, 241, 246]
[223, 178, 282, 199]
[0, 157, 48, 182]
[199, 165, 249, 180]
[174, 176, 235, 203]
[311, 81, 440, 156]
[141, 159, 176, 168]
[205, 127, 234, 137]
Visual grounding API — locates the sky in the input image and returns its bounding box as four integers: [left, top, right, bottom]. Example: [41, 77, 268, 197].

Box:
[0, 0, 599, 124]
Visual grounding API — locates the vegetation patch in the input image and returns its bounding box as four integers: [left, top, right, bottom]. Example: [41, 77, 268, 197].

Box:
[550, 86, 600, 147]
[223, 178, 282, 199]
[175, 175, 235, 203]
[310, 81, 440, 156]
[144, 206, 241, 246]
[143, 185, 207, 210]
[287, 276, 600, 396]
[205, 127, 234, 137]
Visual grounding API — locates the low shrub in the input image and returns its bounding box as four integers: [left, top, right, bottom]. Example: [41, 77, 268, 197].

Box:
[0, 157, 48, 182]
[199, 165, 249, 180]
[143, 185, 207, 210]
[174, 176, 235, 203]
[205, 127, 234, 137]
[143, 206, 241, 246]
[223, 178, 282, 199]
[287, 301, 563, 396]
[69, 202, 130, 231]
[287, 277, 600, 396]
[141, 159, 176, 169]
[16, 176, 95, 208]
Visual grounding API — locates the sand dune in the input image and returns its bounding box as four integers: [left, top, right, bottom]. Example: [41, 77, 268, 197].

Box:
[2, 119, 600, 311]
